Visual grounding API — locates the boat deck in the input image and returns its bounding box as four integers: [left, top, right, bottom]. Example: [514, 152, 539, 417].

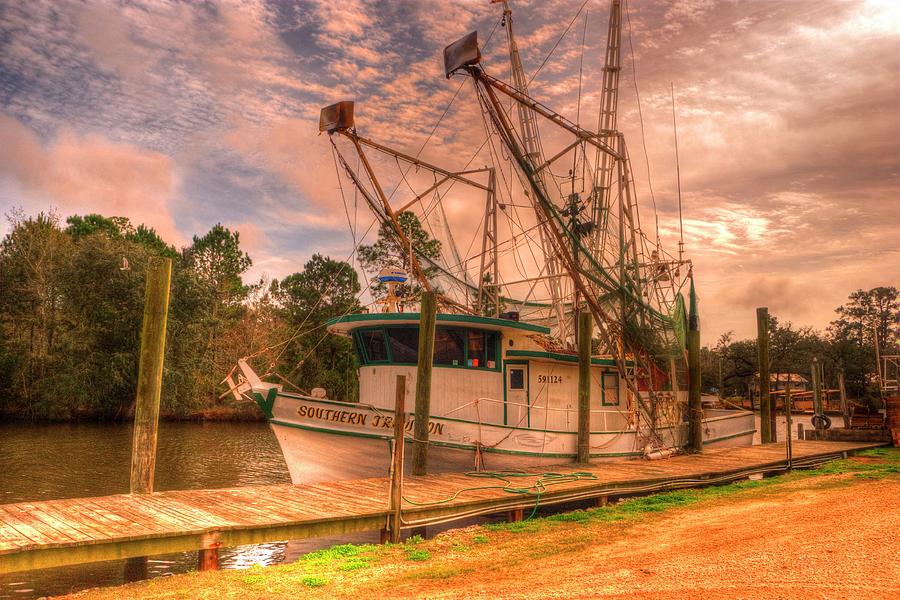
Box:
[0, 440, 882, 573]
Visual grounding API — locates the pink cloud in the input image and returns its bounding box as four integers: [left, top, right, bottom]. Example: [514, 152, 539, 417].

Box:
[0, 115, 182, 244]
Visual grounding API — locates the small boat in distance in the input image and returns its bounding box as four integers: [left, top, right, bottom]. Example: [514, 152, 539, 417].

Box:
[231, 0, 755, 485]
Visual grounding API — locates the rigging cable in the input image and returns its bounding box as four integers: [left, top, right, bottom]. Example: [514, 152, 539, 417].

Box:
[671, 82, 685, 261]
[623, 0, 660, 246]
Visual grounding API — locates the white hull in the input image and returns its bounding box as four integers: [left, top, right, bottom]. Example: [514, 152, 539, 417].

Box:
[264, 391, 756, 484]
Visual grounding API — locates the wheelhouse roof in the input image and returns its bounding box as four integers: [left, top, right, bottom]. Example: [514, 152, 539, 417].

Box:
[326, 313, 551, 336]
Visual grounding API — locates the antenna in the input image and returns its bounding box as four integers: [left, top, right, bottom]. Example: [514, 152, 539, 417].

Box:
[671, 83, 684, 262]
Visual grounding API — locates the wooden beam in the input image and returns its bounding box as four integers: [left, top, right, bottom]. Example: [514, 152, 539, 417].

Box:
[388, 375, 406, 543]
[126, 257, 171, 581]
[130, 257, 172, 495]
[577, 311, 592, 463]
[687, 325, 703, 452]
[757, 307, 772, 443]
[838, 370, 850, 429]
[812, 358, 824, 425]
[413, 293, 437, 476]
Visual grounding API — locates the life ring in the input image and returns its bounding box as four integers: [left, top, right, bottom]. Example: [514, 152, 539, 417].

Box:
[811, 414, 832, 430]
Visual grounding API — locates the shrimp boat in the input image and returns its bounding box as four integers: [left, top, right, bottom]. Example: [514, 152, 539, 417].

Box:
[232, 0, 755, 484]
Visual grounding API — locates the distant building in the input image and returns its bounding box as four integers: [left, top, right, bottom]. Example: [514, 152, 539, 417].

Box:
[752, 372, 810, 395]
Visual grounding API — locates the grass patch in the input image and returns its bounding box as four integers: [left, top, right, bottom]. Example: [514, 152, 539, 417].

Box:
[405, 548, 431, 562]
[301, 575, 328, 588]
[483, 519, 543, 533]
[405, 565, 474, 580]
[471, 534, 489, 544]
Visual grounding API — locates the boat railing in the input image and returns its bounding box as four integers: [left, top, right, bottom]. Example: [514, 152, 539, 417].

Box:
[446, 396, 630, 431]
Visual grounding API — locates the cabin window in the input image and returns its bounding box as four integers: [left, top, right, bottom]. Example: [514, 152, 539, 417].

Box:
[388, 327, 419, 364]
[602, 372, 619, 406]
[360, 329, 388, 363]
[433, 328, 466, 366]
[509, 368, 525, 390]
[467, 330, 485, 367]
[354, 325, 500, 370]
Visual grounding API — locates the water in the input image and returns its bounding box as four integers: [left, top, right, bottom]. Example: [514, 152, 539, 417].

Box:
[0, 421, 338, 599]
[0, 413, 828, 598]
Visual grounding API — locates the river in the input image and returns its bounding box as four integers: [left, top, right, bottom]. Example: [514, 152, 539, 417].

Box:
[0, 413, 821, 598]
[0, 421, 369, 599]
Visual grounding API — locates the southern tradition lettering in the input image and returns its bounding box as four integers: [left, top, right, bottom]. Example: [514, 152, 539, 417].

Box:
[296, 405, 444, 435]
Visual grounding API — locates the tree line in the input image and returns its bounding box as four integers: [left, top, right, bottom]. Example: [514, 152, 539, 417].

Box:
[700, 287, 899, 404]
[0, 210, 895, 420]
[0, 212, 365, 420]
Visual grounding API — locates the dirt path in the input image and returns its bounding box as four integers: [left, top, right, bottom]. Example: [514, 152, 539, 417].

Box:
[70, 465, 900, 600]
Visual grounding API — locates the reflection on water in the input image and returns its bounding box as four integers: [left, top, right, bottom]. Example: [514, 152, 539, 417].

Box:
[0, 421, 294, 599]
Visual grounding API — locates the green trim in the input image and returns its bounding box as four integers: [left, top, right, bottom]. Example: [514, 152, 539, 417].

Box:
[503, 360, 529, 428]
[269, 418, 643, 458]
[253, 388, 278, 419]
[506, 349, 618, 366]
[270, 392, 756, 438]
[327, 312, 550, 334]
[601, 372, 619, 407]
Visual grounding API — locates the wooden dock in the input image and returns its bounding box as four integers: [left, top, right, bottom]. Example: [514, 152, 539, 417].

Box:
[0, 440, 882, 574]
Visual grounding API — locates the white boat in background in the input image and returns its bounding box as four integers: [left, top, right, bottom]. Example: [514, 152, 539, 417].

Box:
[229, 0, 755, 485]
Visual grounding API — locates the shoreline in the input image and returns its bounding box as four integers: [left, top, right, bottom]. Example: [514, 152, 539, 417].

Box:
[65, 448, 900, 600]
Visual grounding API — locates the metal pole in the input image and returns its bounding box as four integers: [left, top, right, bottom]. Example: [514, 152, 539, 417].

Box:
[412, 293, 436, 475]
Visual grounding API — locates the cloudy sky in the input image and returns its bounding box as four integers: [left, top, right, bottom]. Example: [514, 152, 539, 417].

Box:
[1, 0, 898, 343]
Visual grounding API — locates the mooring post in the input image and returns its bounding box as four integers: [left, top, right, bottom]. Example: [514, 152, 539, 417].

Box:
[577, 310, 592, 463]
[413, 292, 437, 476]
[838, 370, 850, 429]
[126, 257, 172, 580]
[812, 357, 824, 427]
[387, 375, 406, 544]
[688, 284, 703, 452]
[756, 307, 772, 443]
[784, 383, 793, 470]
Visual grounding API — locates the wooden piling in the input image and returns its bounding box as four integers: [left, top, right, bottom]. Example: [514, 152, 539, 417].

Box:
[197, 533, 221, 571]
[838, 370, 850, 429]
[387, 375, 406, 543]
[130, 257, 172, 495]
[812, 357, 824, 425]
[784, 383, 793, 469]
[413, 292, 437, 476]
[687, 294, 702, 452]
[126, 257, 172, 580]
[577, 310, 592, 463]
[756, 307, 772, 443]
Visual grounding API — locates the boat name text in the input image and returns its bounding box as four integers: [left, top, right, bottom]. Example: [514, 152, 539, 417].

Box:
[296, 406, 445, 435]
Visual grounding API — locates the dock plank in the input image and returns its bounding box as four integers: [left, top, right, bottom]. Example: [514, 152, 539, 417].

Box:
[0, 440, 883, 573]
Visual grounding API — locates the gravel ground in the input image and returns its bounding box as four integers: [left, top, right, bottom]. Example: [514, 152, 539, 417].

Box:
[69, 462, 900, 600]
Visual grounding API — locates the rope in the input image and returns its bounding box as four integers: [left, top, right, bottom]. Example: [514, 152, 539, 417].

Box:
[402, 470, 598, 521]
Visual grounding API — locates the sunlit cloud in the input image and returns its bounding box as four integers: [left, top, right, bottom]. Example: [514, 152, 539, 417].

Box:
[0, 0, 896, 342]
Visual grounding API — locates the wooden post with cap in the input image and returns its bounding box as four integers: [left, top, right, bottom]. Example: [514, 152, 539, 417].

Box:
[412, 292, 437, 475]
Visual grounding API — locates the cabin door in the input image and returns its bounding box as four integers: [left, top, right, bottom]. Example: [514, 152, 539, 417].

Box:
[505, 362, 529, 428]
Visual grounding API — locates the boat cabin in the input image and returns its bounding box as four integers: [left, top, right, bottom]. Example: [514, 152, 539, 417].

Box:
[326, 313, 631, 433]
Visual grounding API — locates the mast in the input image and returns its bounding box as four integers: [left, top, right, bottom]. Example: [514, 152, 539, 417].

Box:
[495, 0, 569, 343]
